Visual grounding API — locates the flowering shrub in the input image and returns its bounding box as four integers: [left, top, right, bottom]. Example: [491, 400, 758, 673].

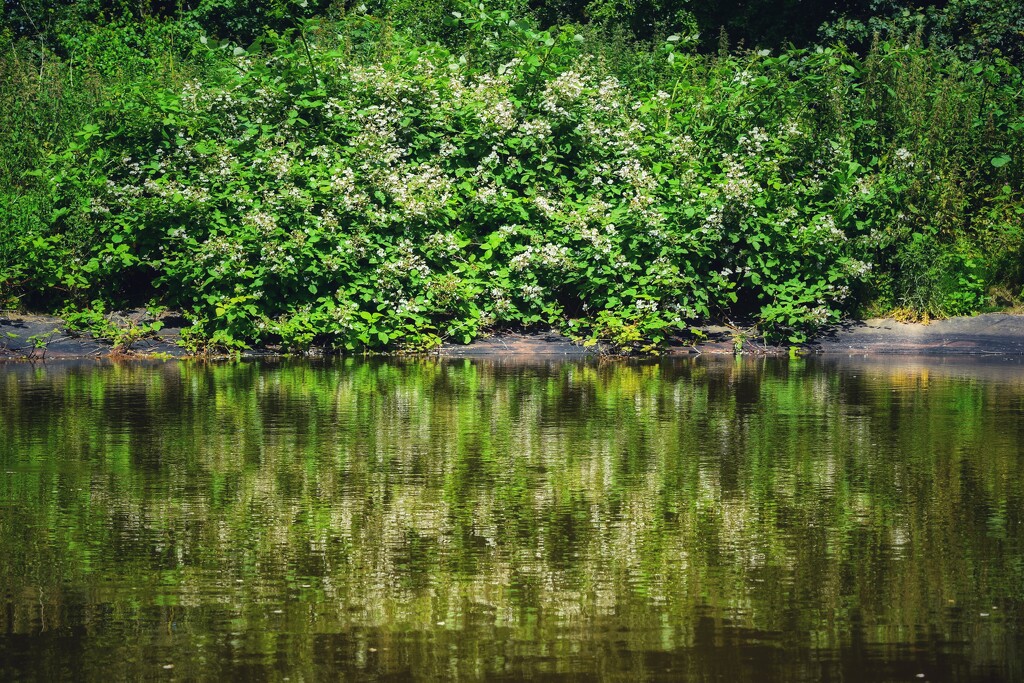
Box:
[10, 6, 1024, 351]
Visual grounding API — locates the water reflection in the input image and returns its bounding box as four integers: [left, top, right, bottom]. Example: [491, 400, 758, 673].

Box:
[1, 356, 1023, 681]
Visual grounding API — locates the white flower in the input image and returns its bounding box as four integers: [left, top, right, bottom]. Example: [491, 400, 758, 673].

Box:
[521, 284, 543, 300]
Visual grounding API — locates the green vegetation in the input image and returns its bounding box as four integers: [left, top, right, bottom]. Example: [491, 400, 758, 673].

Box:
[1, 1, 1022, 352]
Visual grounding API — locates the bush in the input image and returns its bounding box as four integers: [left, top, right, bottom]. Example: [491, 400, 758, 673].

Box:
[6, 4, 1024, 351]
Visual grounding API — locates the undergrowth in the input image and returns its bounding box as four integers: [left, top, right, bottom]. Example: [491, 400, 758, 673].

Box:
[1, 4, 1022, 352]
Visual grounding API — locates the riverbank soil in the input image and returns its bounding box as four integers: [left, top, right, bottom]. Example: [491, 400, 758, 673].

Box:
[807, 313, 1024, 355]
[0, 312, 188, 359]
[2, 311, 1023, 359]
[438, 313, 1024, 357]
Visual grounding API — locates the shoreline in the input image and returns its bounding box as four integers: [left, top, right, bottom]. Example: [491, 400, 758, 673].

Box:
[3, 311, 1024, 361]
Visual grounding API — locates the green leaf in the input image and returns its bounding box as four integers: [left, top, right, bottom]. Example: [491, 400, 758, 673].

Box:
[991, 155, 1011, 168]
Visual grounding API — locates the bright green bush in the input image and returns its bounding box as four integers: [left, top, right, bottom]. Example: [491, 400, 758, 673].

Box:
[4, 4, 1024, 351]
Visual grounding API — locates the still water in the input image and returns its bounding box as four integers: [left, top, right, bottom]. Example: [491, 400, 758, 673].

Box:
[1, 357, 1022, 681]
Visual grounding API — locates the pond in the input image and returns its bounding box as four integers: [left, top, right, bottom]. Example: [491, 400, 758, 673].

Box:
[1, 357, 1023, 681]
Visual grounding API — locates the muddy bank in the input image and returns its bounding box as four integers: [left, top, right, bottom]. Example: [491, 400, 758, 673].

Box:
[439, 314, 1024, 358]
[806, 313, 1024, 356]
[2, 311, 1023, 360]
[0, 312, 189, 360]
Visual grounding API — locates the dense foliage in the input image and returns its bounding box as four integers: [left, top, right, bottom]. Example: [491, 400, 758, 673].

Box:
[2, 1, 1022, 352]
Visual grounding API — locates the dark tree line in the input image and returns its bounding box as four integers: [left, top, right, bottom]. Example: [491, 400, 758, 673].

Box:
[5, 0, 1024, 59]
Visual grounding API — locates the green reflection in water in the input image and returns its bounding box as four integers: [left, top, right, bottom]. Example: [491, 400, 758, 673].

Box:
[1, 357, 1023, 681]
